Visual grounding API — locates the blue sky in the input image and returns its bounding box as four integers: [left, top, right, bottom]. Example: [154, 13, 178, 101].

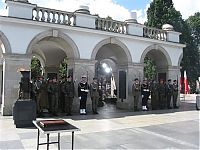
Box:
[115, 0, 151, 10]
[0, 0, 199, 23]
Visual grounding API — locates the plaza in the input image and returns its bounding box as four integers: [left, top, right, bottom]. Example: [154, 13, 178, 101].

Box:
[0, 95, 199, 149]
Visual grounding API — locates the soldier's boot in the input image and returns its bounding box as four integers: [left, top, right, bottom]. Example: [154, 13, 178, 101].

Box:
[83, 109, 87, 115]
[80, 109, 83, 114]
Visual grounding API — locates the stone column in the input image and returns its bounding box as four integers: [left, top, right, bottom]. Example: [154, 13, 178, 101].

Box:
[1, 54, 31, 116]
[116, 63, 144, 111]
[67, 58, 97, 113]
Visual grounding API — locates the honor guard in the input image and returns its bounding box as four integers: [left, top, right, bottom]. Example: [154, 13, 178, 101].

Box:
[47, 77, 59, 116]
[166, 79, 173, 109]
[62, 75, 74, 116]
[158, 79, 166, 109]
[59, 76, 66, 113]
[90, 77, 100, 114]
[132, 78, 141, 111]
[35, 76, 48, 116]
[141, 78, 150, 111]
[150, 80, 159, 110]
[78, 75, 89, 115]
[172, 80, 179, 108]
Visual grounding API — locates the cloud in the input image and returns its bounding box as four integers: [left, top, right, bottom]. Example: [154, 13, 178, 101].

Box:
[173, 0, 200, 19]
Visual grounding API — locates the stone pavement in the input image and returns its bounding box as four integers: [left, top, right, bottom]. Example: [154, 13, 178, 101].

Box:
[0, 97, 199, 149]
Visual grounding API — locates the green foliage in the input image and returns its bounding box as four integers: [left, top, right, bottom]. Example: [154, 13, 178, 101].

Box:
[144, 57, 157, 80]
[31, 57, 42, 80]
[59, 57, 68, 78]
[146, 0, 200, 92]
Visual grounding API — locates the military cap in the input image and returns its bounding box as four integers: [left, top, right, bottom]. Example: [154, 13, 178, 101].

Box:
[168, 79, 171, 82]
[81, 75, 87, 78]
[134, 78, 139, 81]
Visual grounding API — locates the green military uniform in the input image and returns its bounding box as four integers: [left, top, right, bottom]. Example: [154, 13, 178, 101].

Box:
[150, 81, 159, 110]
[132, 78, 141, 111]
[158, 80, 166, 109]
[36, 78, 48, 114]
[172, 80, 179, 108]
[90, 78, 99, 114]
[62, 76, 74, 116]
[47, 78, 59, 116]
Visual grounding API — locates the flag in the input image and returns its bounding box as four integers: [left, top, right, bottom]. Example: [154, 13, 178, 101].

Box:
[111, 74, 116, 98]
[180, 74, 182, 93]
[184, 70, 189, 94]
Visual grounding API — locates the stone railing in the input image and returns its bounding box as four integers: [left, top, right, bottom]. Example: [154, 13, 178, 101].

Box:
[143, 27, 167, 41]
[32, 7, 75, 26]
[95, 17, 127, 34]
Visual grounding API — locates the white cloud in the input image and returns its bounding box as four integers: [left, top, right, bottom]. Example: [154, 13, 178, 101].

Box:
[173, 0, 200, 19]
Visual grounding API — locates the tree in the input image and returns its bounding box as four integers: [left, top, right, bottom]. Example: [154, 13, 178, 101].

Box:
[59, 57, 68, 78]
[144, 57, 157, 80]
[187, 12, 200, 47]
[31, 57, 42, 80]
[146, 0, 200, 92]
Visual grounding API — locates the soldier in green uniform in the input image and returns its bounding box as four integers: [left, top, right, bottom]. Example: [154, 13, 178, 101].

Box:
[59, 76, 66, 113]
[90, 77, 100, 114]
[150, 80, 159, 110]
[158, 79, 166, 109]
[36, 76, 48, 116]
[47, 77, 59, 116]
[132, 78, 141, 111]
[62, 75, 74, 116]
[166, 79, 173, 109]
[172, 80, 179, 108]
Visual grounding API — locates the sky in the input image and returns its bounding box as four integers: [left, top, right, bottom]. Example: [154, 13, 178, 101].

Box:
[0, 0, 199, 24]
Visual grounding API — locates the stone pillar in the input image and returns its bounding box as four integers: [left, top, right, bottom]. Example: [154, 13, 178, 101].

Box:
[67, 59, 97, 113]
[1, 54, 31, 116]
[162, 24, 181, 43]
[74, 5, 98, 29]
[6, 0, 36, 19]
[125, 12, 145, 36]
[116, 63, 143, 110]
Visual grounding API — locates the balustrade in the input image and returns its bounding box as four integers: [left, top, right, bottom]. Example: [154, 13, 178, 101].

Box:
[32, 7, 75, 26]
[143, 27, 167, 41]
[95, 18, 127, 34]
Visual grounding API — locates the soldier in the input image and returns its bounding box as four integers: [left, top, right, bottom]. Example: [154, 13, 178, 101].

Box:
[59, 76, 66, 113]
[62, 75, 74, 116]
[78, 75, 89, 115]
[172, 79, 179, 108]
[132, 78, 141, 111]
[90, 77, 100, 114]
[158, 79, 166, 109]
[150, 80, 159, 110]
[47, 77, 59, 116]
[141, 78, 150, 111]
[35, 76, 48, 116]
[47, 78, 53, 114]
[166, 79, 173, 109]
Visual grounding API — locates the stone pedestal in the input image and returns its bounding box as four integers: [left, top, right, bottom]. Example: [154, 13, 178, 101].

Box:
[1, 54, 31, 116]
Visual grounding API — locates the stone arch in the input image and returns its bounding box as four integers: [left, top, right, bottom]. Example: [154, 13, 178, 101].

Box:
[140, 44, 172, 66]
[26, 30, 80, 59]
[0, 31, 12, 54]
[91, 37, 132, 63]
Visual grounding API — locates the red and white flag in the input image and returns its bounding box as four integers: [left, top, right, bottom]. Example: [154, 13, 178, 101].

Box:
[180, 73, 182, 93]
[184, 70, 189, 94]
